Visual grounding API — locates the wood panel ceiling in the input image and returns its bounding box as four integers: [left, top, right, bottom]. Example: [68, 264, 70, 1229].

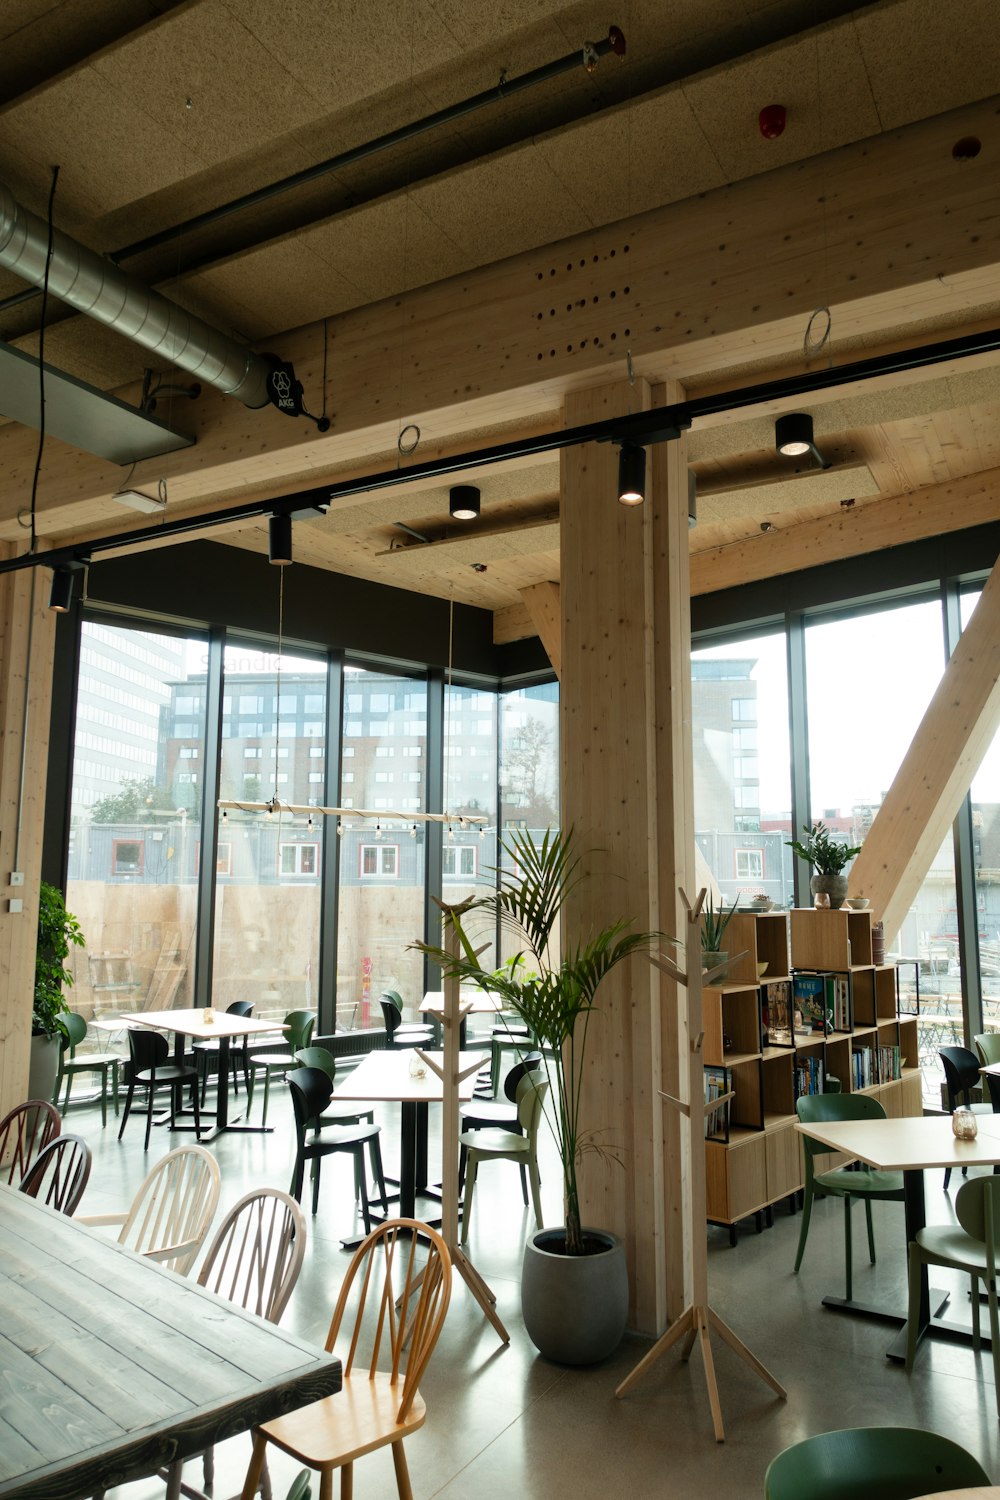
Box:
[1, 0, 999, 627]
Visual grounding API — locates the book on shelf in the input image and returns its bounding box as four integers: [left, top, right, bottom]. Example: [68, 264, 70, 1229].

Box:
[704, 1065, 731, 1142]
[762, 979, 793, 1047]
[851, 1043, 874, 1090]
[794, 1053, 825, 1099]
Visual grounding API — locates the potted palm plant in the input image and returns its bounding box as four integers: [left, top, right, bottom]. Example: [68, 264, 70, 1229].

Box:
[416, 826, 657, 1364]
[786, 822, 862, 909]
[30, 881, 85, 1101]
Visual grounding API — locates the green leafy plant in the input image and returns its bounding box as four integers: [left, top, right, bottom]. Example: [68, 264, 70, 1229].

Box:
[414, 827, 658, 1256]
[34, 881, 85, 1038]
[701, 893, 739, 953]
[785, 822, 862, 876]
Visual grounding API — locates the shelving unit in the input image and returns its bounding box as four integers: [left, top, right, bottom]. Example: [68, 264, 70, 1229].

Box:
[702, 907, 922, 1240]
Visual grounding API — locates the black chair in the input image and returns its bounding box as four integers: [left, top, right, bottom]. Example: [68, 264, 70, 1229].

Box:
[194, 999, 254, 1104]
[287, 1068, 388, 1226]
[940, 1044, 997, 1189]
[19, 1134, 92, 1215]
[379, 991, 433, 1050]
[118, 1029, 202, 1151]
[460, 1052, 543, 1201]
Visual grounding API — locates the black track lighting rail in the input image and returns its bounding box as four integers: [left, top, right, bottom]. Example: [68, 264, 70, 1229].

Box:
[3, 322, 1000, 583]
[0, 28, 627, 319]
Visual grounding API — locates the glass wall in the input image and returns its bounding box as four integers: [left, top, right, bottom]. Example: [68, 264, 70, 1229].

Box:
[692, 634, 791, 905]
[497, 682, 560, 966]
[66, 621, 206, 1028]
[211, 645, 326, 1018]
[963, 590, 1000, 1033]
[334, 667, 428, 1026]
[804, 600, 957, 1097]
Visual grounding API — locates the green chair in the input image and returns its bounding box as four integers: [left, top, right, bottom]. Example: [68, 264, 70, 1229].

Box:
[764, 1426, 990, 1498]
[247, 1010, 315, 1127]
[53, 1012, 122, 1128]
[461, 1074, 548, 1243]
[294, 1046, 374, 1127]
[794, 1092, 904, 1301]
[974, 1031, 1000, 1066]
[906, 1173, 1000, 1417]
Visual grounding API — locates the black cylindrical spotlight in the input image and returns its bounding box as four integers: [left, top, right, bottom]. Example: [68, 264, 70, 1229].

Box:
[775, 412, 814, 457]
[48, 566, 74, 613]
[268, 513, 293, 565]
[617, 442, 646, 506]
[450, 484, 480, 520]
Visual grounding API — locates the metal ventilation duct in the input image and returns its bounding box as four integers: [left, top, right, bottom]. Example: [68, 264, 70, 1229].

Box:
[0, 182, 272, 408]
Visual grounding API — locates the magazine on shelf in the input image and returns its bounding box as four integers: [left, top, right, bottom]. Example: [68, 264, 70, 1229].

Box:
[793, 972, 830, 1034]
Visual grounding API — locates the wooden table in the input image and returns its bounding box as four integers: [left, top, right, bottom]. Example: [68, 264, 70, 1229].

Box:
[0, 1184, 340, 1500]
[795, 1114, 1000, 1361]
[420, 987, 503, 1046]
[120, 1008, 287, 1140]
[333, 1049, 479, 1228]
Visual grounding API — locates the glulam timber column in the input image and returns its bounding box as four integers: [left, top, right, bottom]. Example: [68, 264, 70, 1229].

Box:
[560, 379, 694, 1335]
[0, 554, 57, 1116]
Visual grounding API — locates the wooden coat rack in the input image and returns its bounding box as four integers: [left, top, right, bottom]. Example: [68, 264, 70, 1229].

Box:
[615, 887, 786, 1441]
[415, 899, 509, 1345]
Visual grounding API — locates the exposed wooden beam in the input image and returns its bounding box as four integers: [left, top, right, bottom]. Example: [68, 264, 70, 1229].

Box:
[690, 466, 1000, 595]
[851, 557, 1000, 941]
[1, 97, 999, 532]
[518, 582, 560, 677]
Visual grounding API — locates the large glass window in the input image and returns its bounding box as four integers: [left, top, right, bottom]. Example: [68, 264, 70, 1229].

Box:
[805, 600, 956, 1097]
[964, 590, 1000, 1035]
[692, 635, 791, 906]
[67, 622, 206, 1028]
[212, 647, 326, 1018]
[335, 668, 426, 1028]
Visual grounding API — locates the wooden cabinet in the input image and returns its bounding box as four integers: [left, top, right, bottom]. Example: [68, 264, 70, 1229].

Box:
[704, 907, 922, 1235]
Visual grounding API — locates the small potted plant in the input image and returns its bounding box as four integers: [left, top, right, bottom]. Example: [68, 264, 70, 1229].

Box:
[30, 881, 85, 1100]
[415, 826, 658, 1365]
[701, 892, 739, 974]
[785, 822, 862, 909]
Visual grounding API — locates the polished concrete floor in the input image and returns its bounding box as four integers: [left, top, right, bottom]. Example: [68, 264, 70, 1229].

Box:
[59, 1072, 1000, 1500]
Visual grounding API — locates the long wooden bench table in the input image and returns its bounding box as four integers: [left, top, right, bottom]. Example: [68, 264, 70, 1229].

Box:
[0, 1184, 340, 1500]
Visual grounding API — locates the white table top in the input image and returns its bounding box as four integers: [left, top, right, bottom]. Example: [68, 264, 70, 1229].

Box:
[119, 1007, 287, 1041]
[333, 1048, 481, 1103]
[420, 988, 504, 1015]
[795, 1113, 1000, 1171]
[920, 1489, 1000, 1499]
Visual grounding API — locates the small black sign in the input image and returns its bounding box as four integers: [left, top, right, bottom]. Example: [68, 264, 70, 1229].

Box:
[265, 357, 304, 417]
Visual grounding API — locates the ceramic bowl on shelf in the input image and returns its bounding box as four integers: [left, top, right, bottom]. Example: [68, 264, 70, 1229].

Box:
[749, 896, 773, 912]
[845, 896, 870, 910]
[756, 962, 769, 980]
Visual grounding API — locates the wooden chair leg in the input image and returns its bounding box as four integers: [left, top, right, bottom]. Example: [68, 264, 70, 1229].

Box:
[356, 1146, 372, 1233]
[391, 1441, 413, 1500]
[144, 1083, 156, 1152]
[165, 1458, 183, 1500]
[462, 1156, 479, 1242]
[239, 1432, 268, 1500]
[118, 1076, 136, 1140]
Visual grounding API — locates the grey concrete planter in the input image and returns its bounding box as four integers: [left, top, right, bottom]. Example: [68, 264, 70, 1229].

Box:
[810, 872, 849, 909]
[28, 1033, 60, 1104]
[521, 1226, 628, 1365]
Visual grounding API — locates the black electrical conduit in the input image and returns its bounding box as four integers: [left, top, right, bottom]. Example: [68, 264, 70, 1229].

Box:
[0, 28, 626, 319]
[8, 321, 999, 581]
